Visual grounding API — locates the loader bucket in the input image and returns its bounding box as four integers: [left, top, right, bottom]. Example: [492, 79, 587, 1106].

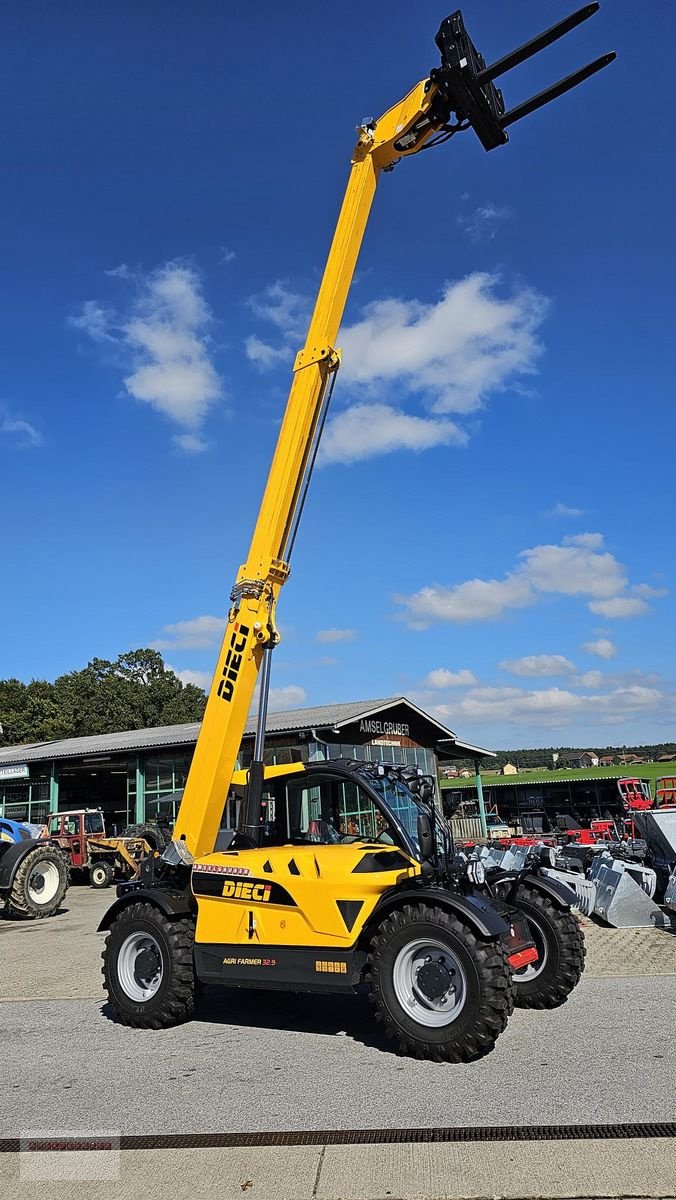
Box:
[592, 861, 668, 928]
[542, 866, 597, 916]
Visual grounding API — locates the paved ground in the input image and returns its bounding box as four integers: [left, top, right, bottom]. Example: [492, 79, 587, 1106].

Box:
[1, 887, 675, 1198]
[2, 1138, 676, 1200]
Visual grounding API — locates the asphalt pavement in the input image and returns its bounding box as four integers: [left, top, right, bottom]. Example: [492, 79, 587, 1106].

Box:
[2, 885, 675, 1199]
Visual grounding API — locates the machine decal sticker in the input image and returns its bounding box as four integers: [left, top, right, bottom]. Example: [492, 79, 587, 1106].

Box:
[192, 863, 251, 876]
[217, 622, 250, 703]
[192, 872, 297, 905]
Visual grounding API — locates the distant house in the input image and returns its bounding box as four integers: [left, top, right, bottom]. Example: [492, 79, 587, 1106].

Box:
[561, 751, 599, 769]
[502, 762, 518, 775]
[618, 753, 645, 766]
[458, 768, 473, 778]
[599, 755, 615, 767]
[657, 753, 676, 763]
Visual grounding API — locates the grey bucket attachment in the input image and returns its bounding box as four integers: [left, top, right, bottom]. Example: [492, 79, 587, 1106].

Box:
[665, 867, 676, 913]
[542, 867, 597, 916]
[592, 860, 668, 928]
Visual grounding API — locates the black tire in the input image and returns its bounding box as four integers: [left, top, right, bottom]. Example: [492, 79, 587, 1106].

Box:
[102, 901, 196, 1028]
[509, 884, 585, 1009]
[367, 903, 514, 1062]
[90, 860, 114, 889]
[6, 845, 68, 919]
[121, 822, 171, 853]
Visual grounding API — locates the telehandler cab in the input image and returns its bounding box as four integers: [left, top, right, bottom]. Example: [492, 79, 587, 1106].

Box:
[100, 6, 612, 1060]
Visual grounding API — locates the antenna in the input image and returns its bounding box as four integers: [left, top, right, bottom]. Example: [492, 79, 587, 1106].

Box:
[430, 4, 615, 152]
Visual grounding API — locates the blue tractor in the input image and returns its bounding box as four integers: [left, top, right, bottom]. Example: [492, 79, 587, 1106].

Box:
[0, 818, 68, 919]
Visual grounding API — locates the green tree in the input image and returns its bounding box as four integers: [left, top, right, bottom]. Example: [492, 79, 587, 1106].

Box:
[0, 649, 207, 745]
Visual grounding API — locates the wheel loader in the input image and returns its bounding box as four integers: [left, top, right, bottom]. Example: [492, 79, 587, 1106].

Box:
[100, 5, 612, 1060]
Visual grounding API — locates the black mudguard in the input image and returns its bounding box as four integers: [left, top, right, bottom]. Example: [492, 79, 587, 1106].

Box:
[508, 871, 576, 910]
[0, 838, 43, 893]
[97, 885, 195, 931]
[366, 885, 510, 941]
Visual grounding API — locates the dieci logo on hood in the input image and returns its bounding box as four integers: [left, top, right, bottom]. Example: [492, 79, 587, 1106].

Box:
[222, 880, 272, 902]
[217, 622, 250, 703]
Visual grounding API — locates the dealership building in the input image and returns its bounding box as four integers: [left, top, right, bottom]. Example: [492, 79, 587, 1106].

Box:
[0, 696, 492, 831]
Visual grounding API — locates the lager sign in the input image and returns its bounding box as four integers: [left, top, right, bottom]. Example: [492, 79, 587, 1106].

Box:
[0, 763, 29, 781]
[359, 719, 410, 738]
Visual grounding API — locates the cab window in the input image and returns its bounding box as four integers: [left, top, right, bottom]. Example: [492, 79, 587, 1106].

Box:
[84, 812, 104, 835]
[64, 816, 80, 836]
[282, 776, 395, 846]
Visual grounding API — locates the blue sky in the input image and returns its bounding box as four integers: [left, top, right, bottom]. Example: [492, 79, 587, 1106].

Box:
[1, 0, 674, 750]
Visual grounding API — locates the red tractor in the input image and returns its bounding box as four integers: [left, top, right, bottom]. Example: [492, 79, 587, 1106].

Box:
[43, 809, 169, 888]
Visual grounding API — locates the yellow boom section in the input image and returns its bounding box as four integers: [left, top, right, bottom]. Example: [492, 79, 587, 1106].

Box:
[174, 79, 445, 859]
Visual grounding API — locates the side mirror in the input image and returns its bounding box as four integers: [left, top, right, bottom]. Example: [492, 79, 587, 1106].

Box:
[417, 811, 434, 861]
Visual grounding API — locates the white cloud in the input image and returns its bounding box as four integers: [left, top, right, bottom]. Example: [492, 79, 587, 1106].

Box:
[71, 262, 223, 450]
[0, 410, 42, 447]
[70, 300, 116, 342]
[424, 668, 478, 689]
[246, 272, 549, 465]
[104, 264, 131, 279]
[174, 432, 208, 454]
[549, 501, 585, 517]
[268, 684, 306, 712]
[153, 614, 225, 651]
[583, 637, 617, 659]
[632, 583, 668, 599]
[397, 573, 533, 626]
[442, 683, 666, 729]
[167, 665, 212, 691]
[398, 533, 661, 627]
[588, 597, 649, 618]
[247, 281, 310, 339]
[457, 203, 512, 243]
[499, 654, 576, 678]
[315, 628, 356, 644]
[220, 247, 236, 265]
[338, 274, 547, 417]
[318, 403, 466, 466]
[244, 334, 292, 371]
[574, 670, 604, 688]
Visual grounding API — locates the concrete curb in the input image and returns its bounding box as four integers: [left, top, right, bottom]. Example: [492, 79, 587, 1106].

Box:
[2, 1137, 675, 1200]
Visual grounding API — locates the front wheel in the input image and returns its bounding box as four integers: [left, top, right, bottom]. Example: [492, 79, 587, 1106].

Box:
[509, 884, 585, 1009]
[90, 860, 114, 889]
[102, 902, 196, 1028]
[367, 903, 514, 1062]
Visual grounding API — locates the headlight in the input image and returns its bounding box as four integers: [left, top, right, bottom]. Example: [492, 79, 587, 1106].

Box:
[539, 845, 556, 868]
[466, 859, 486, 886]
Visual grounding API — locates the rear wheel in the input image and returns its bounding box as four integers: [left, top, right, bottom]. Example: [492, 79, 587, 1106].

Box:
[102, 902, 196, 1028]
[509, 885, 585, 1008]
[90, 860, 114, 889]
[367, 904, 513, 1062]
[7, 846, 68, 919]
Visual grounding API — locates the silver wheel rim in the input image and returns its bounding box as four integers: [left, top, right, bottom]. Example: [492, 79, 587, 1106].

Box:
[514, 915, 548, 982]
[28, 860, 61, 905]
[92, 865, 108, 884]
[117, 932, 164, 1002]
[392, 937, 466, 1028]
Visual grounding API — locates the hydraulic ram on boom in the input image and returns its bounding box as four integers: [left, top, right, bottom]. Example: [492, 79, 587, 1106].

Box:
[172, 5, 614, 862]
[101, 7, 613, 1062]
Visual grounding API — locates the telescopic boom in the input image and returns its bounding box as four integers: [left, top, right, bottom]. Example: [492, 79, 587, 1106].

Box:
[171, 6, 614, 861]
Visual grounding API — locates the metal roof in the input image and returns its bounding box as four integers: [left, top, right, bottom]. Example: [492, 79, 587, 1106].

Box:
[0, 696, 492, 766]
[442, 772, 647, 790]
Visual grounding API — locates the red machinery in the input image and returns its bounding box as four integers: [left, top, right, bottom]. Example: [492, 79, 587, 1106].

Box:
[655, 777, 676, 808]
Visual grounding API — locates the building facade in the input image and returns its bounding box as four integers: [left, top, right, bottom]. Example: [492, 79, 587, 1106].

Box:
[0, 696, 491, 832]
